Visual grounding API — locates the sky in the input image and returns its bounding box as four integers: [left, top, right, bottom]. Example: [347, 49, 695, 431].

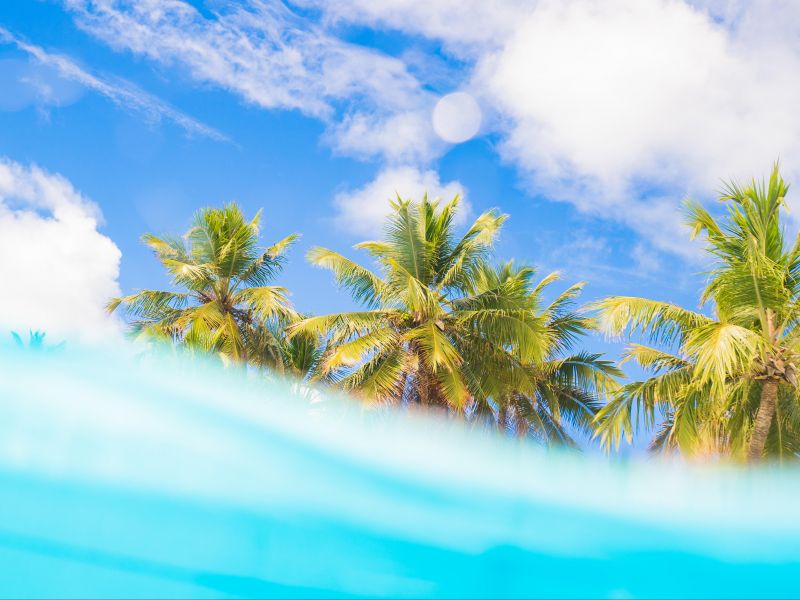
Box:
[1, 1, 799, 386]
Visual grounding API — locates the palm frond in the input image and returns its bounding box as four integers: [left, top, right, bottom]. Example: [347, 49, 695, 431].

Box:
[307, 247, 387, 308]
[590, 296, 711, 347]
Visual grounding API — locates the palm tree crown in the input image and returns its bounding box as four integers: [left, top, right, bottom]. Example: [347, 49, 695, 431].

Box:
[593, 166, 800, 460]
[109, 203, 299, 367]
[291, 195, 618, 437]
[476, 262, 621, 445]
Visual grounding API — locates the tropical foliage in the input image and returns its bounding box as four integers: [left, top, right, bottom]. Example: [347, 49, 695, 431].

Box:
[592, 166, 800, 461]
[108, 203, 300, 368]
[289, 196, 618, 443]
[472, 262, 621, 444]
[106, 169, 800, 461]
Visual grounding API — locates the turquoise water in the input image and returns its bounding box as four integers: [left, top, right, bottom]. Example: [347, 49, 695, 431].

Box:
[0, 345, 798, 598]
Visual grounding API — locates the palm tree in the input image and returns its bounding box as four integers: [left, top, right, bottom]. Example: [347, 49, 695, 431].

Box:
[290, 195, 617, 430]
[289, 195, 545, 410]
[593, 166, 800, 460]
[480, 263, 621, 445]
[109, 203, 299, 367]
[11, 330, 63, 352]
[591, 298, 732, 456]
[248, 315, 325, 381]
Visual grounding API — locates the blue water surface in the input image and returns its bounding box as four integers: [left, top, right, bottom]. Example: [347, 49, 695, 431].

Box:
[0, 346, 797, 598]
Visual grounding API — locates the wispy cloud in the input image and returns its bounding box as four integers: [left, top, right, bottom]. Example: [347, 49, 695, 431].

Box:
[60, 0, 453, 236]
[62, 0, 800, 262]
[61, 0, 439, 163]
[0, 26, 227, 142]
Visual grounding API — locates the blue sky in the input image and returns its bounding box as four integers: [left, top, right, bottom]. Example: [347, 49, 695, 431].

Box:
[1, 1, 798, 448]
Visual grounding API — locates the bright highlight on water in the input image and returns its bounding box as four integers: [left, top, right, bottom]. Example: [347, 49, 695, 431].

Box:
[0, 345, 798, 599]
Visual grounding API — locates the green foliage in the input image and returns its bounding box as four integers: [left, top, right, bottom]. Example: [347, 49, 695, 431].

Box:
[593, 165, 800, 460]
[101, 166, 800, 458]
[292, 195, 619, 443]
[109, 203, 301, 369]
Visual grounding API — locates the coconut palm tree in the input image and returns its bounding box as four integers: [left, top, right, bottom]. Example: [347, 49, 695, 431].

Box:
[289, 195, 550, 411]
[11, 330, 64, 353]
[108, 203, 299, 367]
[591, 299, 731, 456]
[248, 315, 326, 381]
[479, 263, 621, 445]
[290, 195, 617, 427]
[593, 166, 800, 460]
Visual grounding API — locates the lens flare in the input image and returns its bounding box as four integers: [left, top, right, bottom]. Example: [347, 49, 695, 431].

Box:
[432, 92, 482, 144]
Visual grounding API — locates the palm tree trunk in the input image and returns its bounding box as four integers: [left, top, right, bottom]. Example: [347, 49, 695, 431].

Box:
[417, 368, 431, 407]
[418, 365, 448, 409]
[747, 380, 778, 461]
[516, 411, 529, 438]
[397, 371, 410, 404]
[497, 405, 507, 432]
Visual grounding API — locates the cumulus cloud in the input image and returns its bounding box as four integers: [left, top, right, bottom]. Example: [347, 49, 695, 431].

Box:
[62, 0, 800, 260]
[474, 0, 800, 194]
[302, 0, 800, 258]
[0, 158, 122, 341]
[305, 0, 800, 189]
[468, 0, 800, 260]
[0, 26, 226, 141]
[333, 166, 467, 236]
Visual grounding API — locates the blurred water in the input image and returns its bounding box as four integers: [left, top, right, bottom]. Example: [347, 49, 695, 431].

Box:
[0, 345, 798, 599]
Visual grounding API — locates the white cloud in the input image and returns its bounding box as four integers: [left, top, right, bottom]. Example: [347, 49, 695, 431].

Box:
[61, 0, 464, 231]
[61, 0, 800, 262]
[333, 166, 467, 236]
[328, 109, 442, 165]
[64, 0, 409, 114]
[65, 0, 800, 182]
[301, 0, 800, 258]
[474, 0, 800, 193]
[0, 158, 122, 342]
[0, 26, 226, 141]
[632, 243, 662, 274]
[297, 0, 526, 56]
[62, 0, 435, 163]
[467, 0, 800, 256]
